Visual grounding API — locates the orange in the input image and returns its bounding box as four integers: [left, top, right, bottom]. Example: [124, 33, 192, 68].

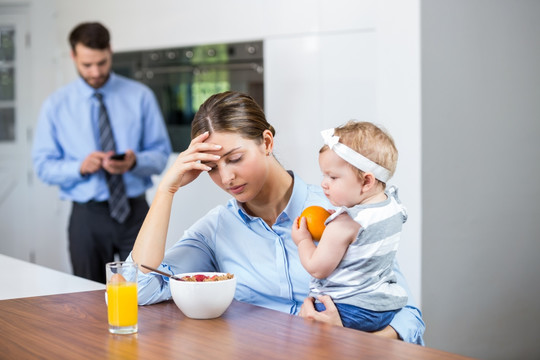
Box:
[299, 206, 331, 241]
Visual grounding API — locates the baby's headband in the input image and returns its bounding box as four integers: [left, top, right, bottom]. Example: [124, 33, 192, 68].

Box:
[321, 128, 391, 183]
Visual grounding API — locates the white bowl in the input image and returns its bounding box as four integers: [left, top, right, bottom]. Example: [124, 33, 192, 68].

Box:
[169, 272, 237, 319]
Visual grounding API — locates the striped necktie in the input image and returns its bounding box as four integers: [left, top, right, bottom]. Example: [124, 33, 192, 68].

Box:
[95, 92, 130, 223]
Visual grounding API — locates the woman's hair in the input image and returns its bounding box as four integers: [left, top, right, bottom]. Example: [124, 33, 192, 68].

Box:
[321, 120, 398, 182]
[69, 22, 110, 52]
[191, 91, 275, 144]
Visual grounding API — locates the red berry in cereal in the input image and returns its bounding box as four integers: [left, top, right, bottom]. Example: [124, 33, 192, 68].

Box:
[194, 274, 207, 282]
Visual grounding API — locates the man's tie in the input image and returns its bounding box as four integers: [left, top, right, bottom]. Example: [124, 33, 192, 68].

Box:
[95, 93, 130, 223]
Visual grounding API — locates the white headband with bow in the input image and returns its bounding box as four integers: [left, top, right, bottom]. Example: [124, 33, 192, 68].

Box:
[320, 128, 391, 183]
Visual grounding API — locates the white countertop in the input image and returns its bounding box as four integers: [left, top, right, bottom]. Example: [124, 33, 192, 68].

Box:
[0, 253, 105, 300]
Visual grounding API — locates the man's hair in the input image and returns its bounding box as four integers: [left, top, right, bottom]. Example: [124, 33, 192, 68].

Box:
[69, 22, 110, 52]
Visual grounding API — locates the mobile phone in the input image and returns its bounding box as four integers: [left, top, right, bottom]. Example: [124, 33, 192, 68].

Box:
[110, 153, 126, 160]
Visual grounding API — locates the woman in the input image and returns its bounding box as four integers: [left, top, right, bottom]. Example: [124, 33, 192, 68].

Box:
[129, 91, 425, 344]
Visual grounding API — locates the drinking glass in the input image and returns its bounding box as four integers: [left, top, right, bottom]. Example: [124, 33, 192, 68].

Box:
[106, 261, 138, 334]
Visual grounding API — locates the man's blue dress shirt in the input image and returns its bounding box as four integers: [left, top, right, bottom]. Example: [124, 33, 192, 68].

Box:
[32, 72, 172, 201]
[129, 173, 425, 344]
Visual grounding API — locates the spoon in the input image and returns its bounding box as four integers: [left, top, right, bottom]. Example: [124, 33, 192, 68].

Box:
[141, 264, 184, 281]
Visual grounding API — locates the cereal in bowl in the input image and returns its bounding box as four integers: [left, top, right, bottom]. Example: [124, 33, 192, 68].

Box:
[180, 273, 234, 282]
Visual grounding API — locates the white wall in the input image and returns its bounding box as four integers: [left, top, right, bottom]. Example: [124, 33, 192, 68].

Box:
[422, 1, 540, 359]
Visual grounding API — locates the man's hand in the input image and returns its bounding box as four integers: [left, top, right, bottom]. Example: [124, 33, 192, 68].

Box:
[80, 151, 108, 176]
[102, 149, 136, 174]
[299, 295, 343, 327]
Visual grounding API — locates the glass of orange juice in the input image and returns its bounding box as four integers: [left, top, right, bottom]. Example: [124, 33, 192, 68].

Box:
[106, 261, 138, 334]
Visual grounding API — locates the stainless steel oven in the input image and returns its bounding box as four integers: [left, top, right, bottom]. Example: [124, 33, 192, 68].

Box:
[112, 41, 264, 152]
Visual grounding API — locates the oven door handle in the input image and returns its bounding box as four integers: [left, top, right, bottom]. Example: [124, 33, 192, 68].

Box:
[141, 62, 263, 76]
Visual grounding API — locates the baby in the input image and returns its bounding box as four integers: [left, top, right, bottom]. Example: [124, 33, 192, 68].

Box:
[292, 120, 408, 332]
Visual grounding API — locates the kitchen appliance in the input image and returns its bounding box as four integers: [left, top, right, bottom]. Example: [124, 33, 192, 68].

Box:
[112, 41, 264, 152]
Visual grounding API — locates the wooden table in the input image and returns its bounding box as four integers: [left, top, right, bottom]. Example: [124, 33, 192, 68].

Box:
[0, 290, 474, 359]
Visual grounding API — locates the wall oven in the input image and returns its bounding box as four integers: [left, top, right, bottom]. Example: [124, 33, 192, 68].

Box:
[112, 41, 264, 152]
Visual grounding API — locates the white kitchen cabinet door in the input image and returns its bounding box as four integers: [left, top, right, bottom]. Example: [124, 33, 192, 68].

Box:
[0, 7, 34, 262]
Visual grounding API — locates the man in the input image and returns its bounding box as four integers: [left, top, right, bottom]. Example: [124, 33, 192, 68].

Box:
[32, 22, 172, 283]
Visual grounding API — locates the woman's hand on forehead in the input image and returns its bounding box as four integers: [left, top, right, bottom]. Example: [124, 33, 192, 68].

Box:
[159, 132, 223, 192]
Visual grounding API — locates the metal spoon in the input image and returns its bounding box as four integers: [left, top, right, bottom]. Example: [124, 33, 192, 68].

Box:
[141, 264, 184, 281]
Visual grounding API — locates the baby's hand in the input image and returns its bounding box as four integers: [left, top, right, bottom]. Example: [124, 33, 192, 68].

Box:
[291, 216, 313, 246]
